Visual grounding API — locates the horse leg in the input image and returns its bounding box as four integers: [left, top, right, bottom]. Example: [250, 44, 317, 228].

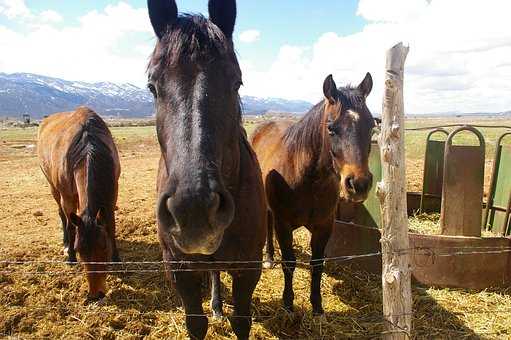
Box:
[310, 219, 333, 316]
[59, 207, 68, 248]
[61, 197, 77, 264]
[263, 210, 275, 269]
[274, 219, 296, 312]
[210, 271, 223, 319]
[49, 187, 68, 252]
[229, 270, 261, 340]
[174, 271, 208, 340]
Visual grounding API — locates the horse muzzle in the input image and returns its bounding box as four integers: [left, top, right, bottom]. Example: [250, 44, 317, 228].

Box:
[157, 185, 235, 255]
[341, 172, 373, 203]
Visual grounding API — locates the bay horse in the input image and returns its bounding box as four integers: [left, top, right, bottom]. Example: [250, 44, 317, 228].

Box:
[37, 107, 121, 301]
[251, 74, 375, 316]
[147, 1, 266, 339]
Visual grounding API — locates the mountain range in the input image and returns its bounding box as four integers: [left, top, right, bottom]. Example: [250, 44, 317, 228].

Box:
[0, 73, 313, 118]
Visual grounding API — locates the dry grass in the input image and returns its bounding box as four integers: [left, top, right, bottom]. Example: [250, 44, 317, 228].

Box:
[1, 121, 511, 339]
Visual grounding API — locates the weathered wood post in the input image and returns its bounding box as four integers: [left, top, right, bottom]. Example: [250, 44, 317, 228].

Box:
[377, 42, 412, 339]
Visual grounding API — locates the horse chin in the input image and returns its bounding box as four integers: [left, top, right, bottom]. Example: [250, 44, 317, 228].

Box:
[345, 193, 369, 204]
[340, 189, 368, 204]
[171, 231, 224, 255]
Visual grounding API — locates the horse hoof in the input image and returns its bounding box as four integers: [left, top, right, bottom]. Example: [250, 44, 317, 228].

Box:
[84, 291, 106, 305]
[211, 311, 224, 321]
[262, 259, 274, 269]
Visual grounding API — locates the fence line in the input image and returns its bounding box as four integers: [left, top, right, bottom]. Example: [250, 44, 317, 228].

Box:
[2, 245, 511, 275]
[0, 252, 383, 266]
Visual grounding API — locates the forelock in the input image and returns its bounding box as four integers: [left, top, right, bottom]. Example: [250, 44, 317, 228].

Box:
[338, 86, 370, 115]
[149, 14, 233, 69]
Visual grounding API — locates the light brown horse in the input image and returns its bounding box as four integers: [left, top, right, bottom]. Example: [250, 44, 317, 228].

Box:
[147, 1, 266, 339]
[38, 107, 121, 301]
[251, 74, 375, 316]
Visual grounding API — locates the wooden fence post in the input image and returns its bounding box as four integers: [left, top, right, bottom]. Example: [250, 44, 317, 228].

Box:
[377, 42, 412, 339]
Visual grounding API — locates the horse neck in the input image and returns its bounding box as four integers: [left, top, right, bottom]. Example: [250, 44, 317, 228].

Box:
[287, 102, 333, 178]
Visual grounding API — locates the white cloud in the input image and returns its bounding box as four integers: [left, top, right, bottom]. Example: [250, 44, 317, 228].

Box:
[0, 0, 30, 19]
[241, 0, 511, 114]
[1, 0, 510, 114]
[39, 10, 62, 23]
[0, 2, 153, 85]
[239, 29, 260, 43]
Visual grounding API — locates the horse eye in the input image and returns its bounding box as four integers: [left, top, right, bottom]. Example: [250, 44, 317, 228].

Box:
[327, 121, 336, 136]
[147, 83, 157, 97]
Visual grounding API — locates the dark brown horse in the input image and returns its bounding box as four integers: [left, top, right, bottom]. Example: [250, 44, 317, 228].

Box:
[251, 74, 375, 315]
[37, 107, 121, 301]
[147, 1, 266, 339]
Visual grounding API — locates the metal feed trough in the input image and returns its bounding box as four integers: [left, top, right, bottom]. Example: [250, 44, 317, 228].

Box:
[440, 126, 486, 237]
[419, 129, 448, 213]
[328, 125, 511, 290]
[484, 132, 511, 236]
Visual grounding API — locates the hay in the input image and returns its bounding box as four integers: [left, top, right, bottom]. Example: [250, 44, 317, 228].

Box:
[1, 125, 511, 339]
[409, 213, 498, 237]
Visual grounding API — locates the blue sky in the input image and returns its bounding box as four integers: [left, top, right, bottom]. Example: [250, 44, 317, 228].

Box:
[1, 0, 511, 113]
[2, 1, 366, 72]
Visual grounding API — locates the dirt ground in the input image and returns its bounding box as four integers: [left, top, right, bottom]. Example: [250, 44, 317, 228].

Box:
[1, 120, 511, 339]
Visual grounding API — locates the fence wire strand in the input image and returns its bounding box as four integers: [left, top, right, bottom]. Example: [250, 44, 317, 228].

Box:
[2, 244, 511, 273]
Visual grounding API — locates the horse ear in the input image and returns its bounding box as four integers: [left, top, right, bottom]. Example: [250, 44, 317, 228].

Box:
[323, 74, 338, 104]
[209, 0, 237, 39]
[358, 72, 373, 98]
[69, 213, 84, 232]
[148, 0, 178, 40]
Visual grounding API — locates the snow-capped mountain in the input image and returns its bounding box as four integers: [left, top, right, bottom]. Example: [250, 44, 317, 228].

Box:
[0, 73, 154, 118]
[0, 73, 313, 118]
[241, 96, 312, 115]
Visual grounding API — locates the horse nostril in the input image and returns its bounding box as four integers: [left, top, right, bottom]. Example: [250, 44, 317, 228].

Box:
[208, 192, 221, 219]
[353, 175, 373, 195]
[208, 190, 234, 228]
[345, 175, 356, 193]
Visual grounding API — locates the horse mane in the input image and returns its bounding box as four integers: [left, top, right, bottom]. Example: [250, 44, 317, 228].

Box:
[149, 14, 233, 68]
[282, 101, 326, 175]
[67, 110, 115, 218]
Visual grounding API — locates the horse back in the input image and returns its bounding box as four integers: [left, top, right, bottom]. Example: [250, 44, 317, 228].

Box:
[250, 120, 294, 178]
[37, 107, 120, 199]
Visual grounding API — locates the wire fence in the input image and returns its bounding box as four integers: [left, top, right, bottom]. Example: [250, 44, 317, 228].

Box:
[3, 244, 511, 339]
[3, 243, 511, 274]
[2, 224, 511, 338]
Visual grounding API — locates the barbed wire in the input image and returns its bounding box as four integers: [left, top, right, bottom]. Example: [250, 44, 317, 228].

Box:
[0, 252, 382, 266]
[2, 244, 511, 270]
[0, 244, 511, 276]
